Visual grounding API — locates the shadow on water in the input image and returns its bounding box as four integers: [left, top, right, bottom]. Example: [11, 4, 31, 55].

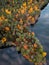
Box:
[0, 4, 49, 65]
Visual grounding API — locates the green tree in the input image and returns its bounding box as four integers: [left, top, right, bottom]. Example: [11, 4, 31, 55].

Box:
[0, 0, 49, 65]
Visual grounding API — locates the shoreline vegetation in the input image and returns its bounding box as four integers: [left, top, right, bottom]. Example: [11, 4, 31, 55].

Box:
[0, 0, 49, 65]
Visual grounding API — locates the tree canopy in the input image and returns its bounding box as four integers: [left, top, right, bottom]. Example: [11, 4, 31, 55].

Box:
[0, 0, 49, 65]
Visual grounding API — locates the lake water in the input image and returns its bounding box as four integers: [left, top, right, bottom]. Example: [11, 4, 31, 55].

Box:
[0, 4, 49, 65]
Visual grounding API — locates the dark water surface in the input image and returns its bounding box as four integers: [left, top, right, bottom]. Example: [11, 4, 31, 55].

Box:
[31, 4, 49, 65]
[0, 4, 49, 65]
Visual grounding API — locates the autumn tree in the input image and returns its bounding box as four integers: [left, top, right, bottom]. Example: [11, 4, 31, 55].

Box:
[0, 0, 49, 65]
